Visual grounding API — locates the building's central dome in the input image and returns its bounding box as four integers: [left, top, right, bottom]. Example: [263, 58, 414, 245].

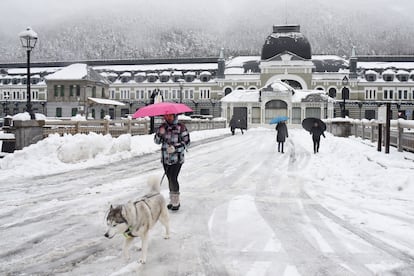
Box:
[261, 25, 311, 60]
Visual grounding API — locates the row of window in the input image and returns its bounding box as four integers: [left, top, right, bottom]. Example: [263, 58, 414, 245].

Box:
[2, 90, 40, 101]
[365, 72, 414, 82]
[55, 107, 108, 119]
[53, 85, 105, 98]
[111, 75, 212, 84]
[365, 88, 412, 100]
[0, 78, 42, 85]
[327, 87, 414, 100]
[106, 72, 212, 83]
[110, 88, 211, 100]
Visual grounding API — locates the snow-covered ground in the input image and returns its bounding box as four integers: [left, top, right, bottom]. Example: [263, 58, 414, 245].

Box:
[0, 126, 413, 275]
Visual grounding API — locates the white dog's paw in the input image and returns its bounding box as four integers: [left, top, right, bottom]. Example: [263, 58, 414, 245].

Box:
[164, 234, 170, 239]
[139, 258, 146, 264]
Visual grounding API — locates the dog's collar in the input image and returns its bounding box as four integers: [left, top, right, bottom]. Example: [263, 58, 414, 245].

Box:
[123, 226, 138, 238]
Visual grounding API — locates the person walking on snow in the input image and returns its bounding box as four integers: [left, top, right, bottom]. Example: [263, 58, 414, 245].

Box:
[229, 116, 246, 135]
[275, 120, 288, 153]
[310, 121, 325, 154]
[154, 113, 190, 211]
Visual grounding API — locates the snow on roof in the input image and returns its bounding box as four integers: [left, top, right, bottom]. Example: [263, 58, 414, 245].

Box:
[226, 56, 260, 68]
[383, 69, 396, 75]
[220, 89, 328, 104]
[292, 90, 333, 103]
[221, 89, 259, 103]
[365, 70, 378, 75]
[45, 63, 88, 80]
[7, 67, 61, 75]
[120, 72, 132, 77]
[312, 55, 347, 61]
[312, 72, 347, 80]
[267, 81, 291, 92]
[100, 72, 118, 78]
[93, 63, 217, 72]
[396, 69, 409, 75]
[225, 67, 245, 74]
[358, 61, 414, 70]
[87, 97, 125, 106]
[223, 73, 260, 81]
[221, 81, 330, 104]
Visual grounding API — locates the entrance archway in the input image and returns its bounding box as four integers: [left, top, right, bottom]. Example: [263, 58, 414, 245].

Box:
[265, 100, 288, 123]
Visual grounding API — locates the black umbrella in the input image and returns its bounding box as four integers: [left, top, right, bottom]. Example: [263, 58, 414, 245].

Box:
[302, 117, 326, 132]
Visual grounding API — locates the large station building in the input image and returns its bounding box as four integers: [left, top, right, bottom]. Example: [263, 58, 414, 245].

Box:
[1, 24, 414, 123]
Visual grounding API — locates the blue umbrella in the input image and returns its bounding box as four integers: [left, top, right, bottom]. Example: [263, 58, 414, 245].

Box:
[269, 116, 289, 124]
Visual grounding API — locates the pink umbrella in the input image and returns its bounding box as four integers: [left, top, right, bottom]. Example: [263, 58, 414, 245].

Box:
[132, 102, 193, 118]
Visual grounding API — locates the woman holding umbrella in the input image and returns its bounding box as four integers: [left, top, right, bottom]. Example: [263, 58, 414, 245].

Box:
[154, 113, 190, 211]
[310, 121, 325, 154]
[302, 118, 327, 154]
[275, 120, 288, 153]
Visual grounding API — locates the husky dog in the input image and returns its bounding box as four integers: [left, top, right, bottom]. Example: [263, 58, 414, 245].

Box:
[104, 175, 170, 264]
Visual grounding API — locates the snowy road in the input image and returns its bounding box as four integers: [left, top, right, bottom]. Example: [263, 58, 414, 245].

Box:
[1, 128, 414, 275]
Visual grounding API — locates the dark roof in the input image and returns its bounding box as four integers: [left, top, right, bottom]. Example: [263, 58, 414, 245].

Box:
[261, 25, 312, 60]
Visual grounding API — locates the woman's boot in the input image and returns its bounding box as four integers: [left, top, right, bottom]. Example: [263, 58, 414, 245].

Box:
[171, 192, 180, 211]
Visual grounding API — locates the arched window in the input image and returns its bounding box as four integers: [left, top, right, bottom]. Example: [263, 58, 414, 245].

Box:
[328, 87, 337, 98]
[224, 87, 232, 96]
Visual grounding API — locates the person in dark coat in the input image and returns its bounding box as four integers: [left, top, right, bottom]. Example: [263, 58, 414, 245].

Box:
[275, 121, 288, 153]
[309, 122, 325, 154]
[229, 116, 245, 135]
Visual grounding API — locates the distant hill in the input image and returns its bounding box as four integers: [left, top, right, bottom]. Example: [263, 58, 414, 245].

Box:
[1, 0, 414, 63]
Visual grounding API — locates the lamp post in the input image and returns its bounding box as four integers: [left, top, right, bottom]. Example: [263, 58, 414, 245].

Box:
[178, 79, 184, 103]
[129, 101, 133, 116]
[4, 94, 9, 115]
[210, 99, 216, 117]
[341, 76, 349, 118]
[149, 88, 160, 134]
[19, 27, 38, 120]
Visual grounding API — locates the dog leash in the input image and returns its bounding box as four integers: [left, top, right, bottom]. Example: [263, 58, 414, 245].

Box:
[160, 172, 166, 186]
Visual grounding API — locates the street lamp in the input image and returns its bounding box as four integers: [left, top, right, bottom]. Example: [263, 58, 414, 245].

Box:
[358, 102, 363, 119]
[178, 79, 184, 103]
[149, 88, 161, 134]
[4, 94, 9, 115]
[341, 76, 349, 118]
[19, 27, 38, 120]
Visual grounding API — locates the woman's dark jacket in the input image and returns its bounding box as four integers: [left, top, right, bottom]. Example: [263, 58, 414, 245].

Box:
[310, 126, 326, 140]
[276, 122, 288, 142]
